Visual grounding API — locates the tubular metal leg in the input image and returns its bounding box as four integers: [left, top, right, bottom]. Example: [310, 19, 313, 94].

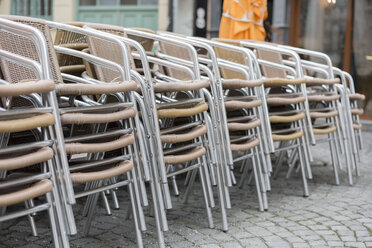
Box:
[215, 155, 228, 231]
[24, 201, 38, 237]
[198, 166, 214, 229]
[251, 150, 264, 212]
[170, 165, 179, 196]
[182, 169, 197, 204]
[329, 132, 340, 185]
[101, 191, 112, 216]
[298, 140, 309, 197]
[84, 186, 102, 236]
[127, 172, 144, 248]
[46, 192, 69, 248]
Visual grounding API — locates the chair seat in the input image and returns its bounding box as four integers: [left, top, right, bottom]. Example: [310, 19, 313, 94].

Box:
[272, 130, 304, 141]
[65, 134, 134, 154]
[349, 93, 365, 101]
[0, 147, 54, 171]
[230, 137, 259, 152]
[353, 123, 362, 130]
[157, 102, 208, 119]
[266, 95, 306, 105]
[161, 125, 207, 144]
[225, 99, 262, 111]
[313, 125, 337, 135]
[0, 113, 55, 133]
[351, 108, 364, 115]
[310, 110, 338, 118]
[270, 112, 305, 123]
[70, 160, 133, 184]
[0, 179, 52, 207]
[228, 118, 261, 131]
[164, 146, 206, 164]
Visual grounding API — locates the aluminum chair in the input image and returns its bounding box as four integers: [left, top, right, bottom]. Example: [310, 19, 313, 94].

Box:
[0, 15, 144, 247]
[278, 45, 362, 185]
[214, 38, 313, 197]
[0, 18, 70, 248]
[46, 22, 217, 248]
[157, 33, 274, 231]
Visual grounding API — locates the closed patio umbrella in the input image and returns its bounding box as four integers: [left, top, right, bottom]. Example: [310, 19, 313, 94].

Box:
[219, 0, 267, 41]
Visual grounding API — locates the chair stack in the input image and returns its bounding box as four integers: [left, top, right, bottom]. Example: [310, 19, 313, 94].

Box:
[0, 15, 365, 248]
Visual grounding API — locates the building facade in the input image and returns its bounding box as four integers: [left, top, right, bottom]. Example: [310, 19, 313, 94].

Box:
[0, 0, 169, 31]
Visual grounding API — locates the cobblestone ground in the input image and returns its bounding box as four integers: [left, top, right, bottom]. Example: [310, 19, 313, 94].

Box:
[1, 128, 372, 248]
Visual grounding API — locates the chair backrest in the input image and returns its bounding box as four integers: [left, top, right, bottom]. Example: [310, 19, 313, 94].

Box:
[0, 15, 63, 84]
[54, 22, 86, 45]
[212, 38, 248, 80]
[84, 23, 135, 83]
[54, 22, 88, 69]
[157, 32, 193, 80]
[255, 47, 287, 79]
[127, 27, 155, 52]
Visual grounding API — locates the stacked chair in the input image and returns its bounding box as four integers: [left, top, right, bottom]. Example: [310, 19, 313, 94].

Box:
[0, 15, 145, 247]
[0, 15, 365, 248]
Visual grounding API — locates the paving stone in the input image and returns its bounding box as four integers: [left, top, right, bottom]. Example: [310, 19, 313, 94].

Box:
[292, 243, 310, 248]
[327, 241, 345, 247]
[240, 237, 267, 247]
[344, 242, 366, 248]
[340, 236, 357, 242]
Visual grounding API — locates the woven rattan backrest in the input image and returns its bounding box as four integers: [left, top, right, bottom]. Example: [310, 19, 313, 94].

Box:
[54, 22, 86, 45]
[0, 15, 63, 84]
[158, 32, 193, 80]
[85, 23, 135, 83]
[212, 38, 247, 80]
[127, 27, 155, 52]
[254, 43, 287, 79]
[54, 22, 87, 68]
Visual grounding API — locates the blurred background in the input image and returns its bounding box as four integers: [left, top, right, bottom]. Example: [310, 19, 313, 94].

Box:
[1, 0, 371, 119]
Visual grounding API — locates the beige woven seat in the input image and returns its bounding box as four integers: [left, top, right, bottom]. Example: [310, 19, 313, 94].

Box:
[230, 138, 260, 152]
[163, 146, 206, 164]
[70, 160, 133, 184]
[0, 179, 53, 207]
[349, 93, 366, 101]
[312, 125, 337, 135]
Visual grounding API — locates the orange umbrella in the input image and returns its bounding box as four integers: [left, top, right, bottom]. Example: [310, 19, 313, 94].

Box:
[219, 0, 267, 41]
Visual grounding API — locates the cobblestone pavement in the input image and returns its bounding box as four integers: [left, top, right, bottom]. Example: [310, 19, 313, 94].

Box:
[1, 128, 372, 248]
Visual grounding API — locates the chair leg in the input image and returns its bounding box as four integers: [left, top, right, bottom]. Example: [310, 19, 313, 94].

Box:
[254, 146, 268, 211]
[201, 155, 216, 208]
[101, 191, 112, 216]
[148, 166, 166, 248]
[84, 184, 102, 236]
[24, 201, 38, 237]
[46, 192, 70, 248]
[215, 155, 228, 231]
[298, 140, 309, 197]
[182, 169, 197, 204]
[170, 165, 179, 196]
[127, 172, 144, 248]
[251, 149, 264, 212]
[329, 132, 340, 185]
[238, 156, 250, 189]
[198, 165, 214, 229]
